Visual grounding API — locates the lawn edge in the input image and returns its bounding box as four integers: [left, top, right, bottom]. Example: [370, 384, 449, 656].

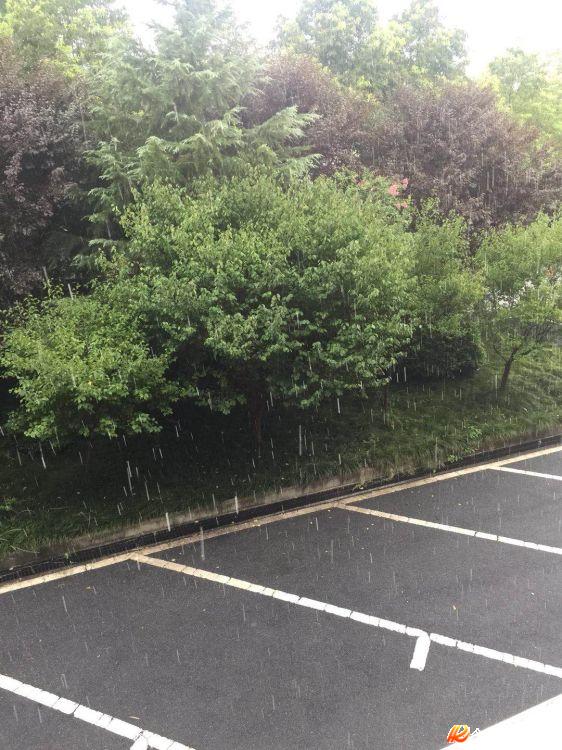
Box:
[1, 426, 560, 584]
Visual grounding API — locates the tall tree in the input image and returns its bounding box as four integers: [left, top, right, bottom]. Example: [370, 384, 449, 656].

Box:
[277, 0, 466, 94]
[476, 214, 562, 390]
[487, 49, 562, 149]
[0, 40, 82, 307]
[389, 0, 466, 84]
[277, 0, 378, 81]
[86, 0, 316, 231]
[0, 0, 126, 74]
[367, 82, 562, 230]
[244, 53, 375, 175]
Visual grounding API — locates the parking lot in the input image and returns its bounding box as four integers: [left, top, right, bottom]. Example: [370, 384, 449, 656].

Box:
[1, 444, 561, 749]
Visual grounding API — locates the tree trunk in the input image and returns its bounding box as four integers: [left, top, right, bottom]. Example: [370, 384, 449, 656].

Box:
[382, 383, 389, 413]
[248, 392, 265, 450]
[84, 442, 93, 476]
[381, 382, 390, 424]
[499, 353, 516, 391]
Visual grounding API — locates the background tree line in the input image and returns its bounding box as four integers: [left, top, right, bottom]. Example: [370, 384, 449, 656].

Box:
[0, 0, 560, 446]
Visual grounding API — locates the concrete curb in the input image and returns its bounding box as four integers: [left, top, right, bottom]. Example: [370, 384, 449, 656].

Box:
[1, 429, 560, 584]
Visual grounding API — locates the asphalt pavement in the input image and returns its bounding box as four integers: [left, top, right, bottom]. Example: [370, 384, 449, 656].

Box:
[1, 445, 561, 749]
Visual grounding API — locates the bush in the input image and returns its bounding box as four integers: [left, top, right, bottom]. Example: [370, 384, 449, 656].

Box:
[3, 172, 418, 442]
[401, 205, 484, 380]
[403, 333, 482, 380]
[476, 213, 562, 389]
[106, 172, 417, 438]
[1, 294, 177, 440]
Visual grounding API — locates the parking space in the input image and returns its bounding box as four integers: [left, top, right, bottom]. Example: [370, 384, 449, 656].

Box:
[350, 470, 562, 547]
[0, 691, 131, 750]
[150, 508, 562, 667]
[497, 449, 562, 478]
[0, 444, 561, 749]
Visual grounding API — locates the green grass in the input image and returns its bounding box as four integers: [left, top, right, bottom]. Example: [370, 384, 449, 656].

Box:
[1, 348, 561, 564]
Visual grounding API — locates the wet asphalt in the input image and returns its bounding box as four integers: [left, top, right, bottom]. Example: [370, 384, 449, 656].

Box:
[0, 449, 560, 750]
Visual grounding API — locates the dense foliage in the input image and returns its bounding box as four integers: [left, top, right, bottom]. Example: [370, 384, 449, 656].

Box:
[0, 0, 560, 446]
[0, 39, 82, 305]
[477, 214, 562, 389]
[0, 0, 126, 73]
[84, 1, 316, 232]
[278, 0, 467, 94]
[367, 82, 561, 230]
[3, 174, 416, 440]
[403, 205, 483, 378]
[244, 52, 374, 175]
[2, 294, 177, 439]
[487, 49, 562, 150]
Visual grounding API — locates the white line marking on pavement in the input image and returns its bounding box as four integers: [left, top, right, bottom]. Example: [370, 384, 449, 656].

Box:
[492, 444, 562, 466]
[2, 444, 560, 596]
[340, 504, 562, 555]
[410, 633, 431, 671]
[130, 553, 562, 680]
[0, 672, 194, 750]
[0, 552, 135, 596]
[490, 465, 562, 481]
[442, 691, 562, 748]
[130, 552, 426, 670]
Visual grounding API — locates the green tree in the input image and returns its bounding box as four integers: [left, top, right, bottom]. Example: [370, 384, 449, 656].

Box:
[0, 0, 127, 74]
[1, 174, 417, 443]
[487, 49, 562, 149]
[244, 52, 375, 175]
[404, 204, 484, 378]
[476, 214, 562, 390]
[277, 0, 378, 80]
[95, 173, 415, 442]
[1, 294, 177, 440]
[386, 0, 466, 85]
[277, 0, 466, 94]
[86, 0, 316, 231]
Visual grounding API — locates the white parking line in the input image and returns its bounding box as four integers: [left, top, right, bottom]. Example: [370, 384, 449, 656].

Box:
[131, 553, 562, 680]
[0, 672, 194, 750]
[409, 632, 431, 671]
[493, 444, 562, 466]
[490, 466, 562, 481]
[0, 552, 134, 596]
[131, 552, 430, 670]
[340, 504, 562, 555]
[1, 444, 560, 597]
